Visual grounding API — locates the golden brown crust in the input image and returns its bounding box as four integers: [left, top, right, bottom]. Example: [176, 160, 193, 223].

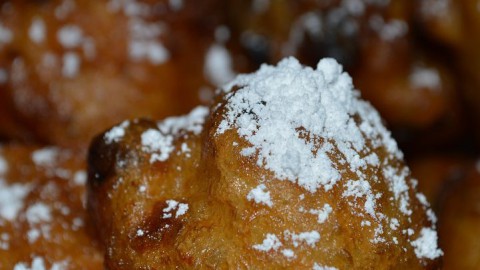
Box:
[0, 0, 232, 147]
[88, 62, 441, 268]
[0, 145, 103, 269]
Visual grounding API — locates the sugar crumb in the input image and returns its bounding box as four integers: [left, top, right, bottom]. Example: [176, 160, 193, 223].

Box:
[104, 121, 130, 143]
[247, 184, 273, 207]
[253, 233, 282, 252]
[313, 263, 338, 270]
[204, 44, 235, 87]
[141, 129, 174, 163]
[0, 23, 13, 44]
[0, 180, 31, 221]
[73, 170, 87, 186]
[410, 227, 443, 260]
[62, 52, 80, 78]
[29, 17, 46, 44]
[32, 147, 58, 167]
[281, 248, 295, 258]
[57, 25, 83, 48]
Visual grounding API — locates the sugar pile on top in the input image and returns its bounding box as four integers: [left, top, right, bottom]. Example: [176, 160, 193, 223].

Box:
[217, 57, 442, 261]
[218, 57, 398, 193]
[140, 106, 209, 163]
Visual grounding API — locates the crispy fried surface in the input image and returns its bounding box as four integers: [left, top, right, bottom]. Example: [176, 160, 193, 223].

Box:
[0, 0, 230, 147]
[0, 145, 103, 269]
[87, 61, 441, 268]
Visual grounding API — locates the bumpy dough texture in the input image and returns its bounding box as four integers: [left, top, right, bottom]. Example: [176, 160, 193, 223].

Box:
[0, 145, 103, 269]
[0, 0, 226, 146]
[88, 59, 441, 269]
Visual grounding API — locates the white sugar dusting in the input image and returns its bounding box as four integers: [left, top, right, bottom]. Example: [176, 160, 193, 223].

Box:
[219, 57, 440, 259]
[162, 200, 188, 219]
[204, 44, 236, 87]
[342, 179, 377, 218]
[57, 25, 83, 48]
[284, 230, 320, 247]
[309, 204, 333, 224]
[158, 106, 209, 136]
[409, 66, 441, 91]
[32, 147, 58, 167]
[313, 264, 338, 270]
[218, 57, 401, 193]
[253, 233, 282, 252]
[281, 249, 295, 258]
[105, 121, 130, 143]
[29, 18, 46, 44]
[26, 203, 52, 224]
[73, 170, 87, 186]
[141, 106, 209, 163]
[0, 180, 31, 221]
[141, 129, 174, 163]
[62, 52, 80, 78]
[0, 23, 13, 44]
[410, 227, 443, 260]
[247, 184, 273, 207]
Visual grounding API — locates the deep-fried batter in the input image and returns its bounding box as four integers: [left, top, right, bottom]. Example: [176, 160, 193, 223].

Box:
[0, 0, 239, 147]
[88, 58, 441, 269]
[0, 145, 103, 269]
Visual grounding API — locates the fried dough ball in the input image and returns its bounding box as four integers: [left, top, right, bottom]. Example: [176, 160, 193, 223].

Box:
[438, 163, 480, 269]
[0, 145, 103, 269]
[0, 0, 237, 146]
[417, 0, 480, 146]
[227, 0, 411, 68]
[351, 0, 464, 151]
[88, 58, 441, 269]
[226, 0, 464, 150]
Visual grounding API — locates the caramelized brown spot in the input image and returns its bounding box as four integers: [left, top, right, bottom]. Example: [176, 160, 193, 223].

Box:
[130, 201, 185, 253]
[88, 133, 119, 187]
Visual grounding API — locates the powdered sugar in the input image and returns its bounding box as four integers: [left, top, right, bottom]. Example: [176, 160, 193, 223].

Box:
[0, 180, 31, 221]
[158, 106, 209, 136]
[0, 23, 13, 45]
[104, 121, 130, 143]
[141, 106, 208, 163]
[308, 204, 333, 224]
[29, 18, 46, 44]
[162, 200, 188, 219]
[247, 184, 273, 207]
[218, 57, 439, 261]
[284, 230, 320, 247]
[62, 52, 80, 78]
[141, 129, 174, 163]
[204, 44, 235, 87]
[32, 147, 59, 167]
[253, 233, 282, 252]
[410, 227, 443, 260]
[409, 66, 441, 91]
[57, 25, 83, 48]
[218, 57, 401, 193]
[26, 203, 52, 224]
[313, 264, 338, 270]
